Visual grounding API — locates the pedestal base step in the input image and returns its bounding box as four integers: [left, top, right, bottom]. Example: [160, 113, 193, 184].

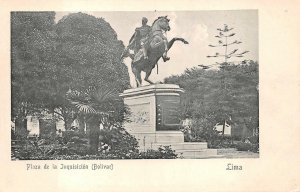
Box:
[130, 131, 185, 145]
[151, 142, 208, 150]
[145, 142, 219, 159]
[175, 149, 219, 159]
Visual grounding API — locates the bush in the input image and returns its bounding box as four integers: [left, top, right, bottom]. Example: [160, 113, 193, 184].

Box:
[12, 126, 179, 159]
[139, 146, 178, 159]
[14, 128, 29, 140]
[247, 135, 259, 144]
[235, 142, 259, 153]
[183, 119, 221, 148]
[12, 129, 90, 160]
[12, 144, 178, 160]
[39, 119, 57, 139]
[186, 127, 235, 149]
[98, 127, 139, 158]
[209, 136, 236, 149]
[231, 135, 242, 141]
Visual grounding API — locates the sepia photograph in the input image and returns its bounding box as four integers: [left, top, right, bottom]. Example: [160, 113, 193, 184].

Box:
[1, 0, 300, 191]
[11, 10, 259, 160]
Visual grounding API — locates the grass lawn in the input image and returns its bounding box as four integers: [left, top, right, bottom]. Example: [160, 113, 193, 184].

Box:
[217, 148, 259, 158]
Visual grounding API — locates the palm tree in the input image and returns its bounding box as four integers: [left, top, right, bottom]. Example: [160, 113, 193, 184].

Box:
[66, 86, 127, 154]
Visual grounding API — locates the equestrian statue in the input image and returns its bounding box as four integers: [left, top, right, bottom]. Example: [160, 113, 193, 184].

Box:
[121, 16, 189, 87]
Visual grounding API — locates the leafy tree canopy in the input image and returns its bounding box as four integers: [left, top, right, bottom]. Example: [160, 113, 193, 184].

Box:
[165, 61, 258, 137]
[11, 12, 130, 125]
[55, 12, 129, 92]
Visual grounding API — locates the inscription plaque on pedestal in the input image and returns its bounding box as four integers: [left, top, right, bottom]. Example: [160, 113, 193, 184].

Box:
[156, 96, 181, 130]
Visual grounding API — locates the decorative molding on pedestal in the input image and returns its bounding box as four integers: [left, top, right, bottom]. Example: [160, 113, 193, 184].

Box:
[120, 84, 184, 98]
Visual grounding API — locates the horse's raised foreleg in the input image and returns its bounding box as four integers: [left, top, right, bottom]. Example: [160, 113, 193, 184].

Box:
[162, 39, 170, 61]
[159, 38, 188, 63]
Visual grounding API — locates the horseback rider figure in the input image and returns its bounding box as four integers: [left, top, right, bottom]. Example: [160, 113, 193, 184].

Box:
[120, 15, 188, 87]
[121, 16, 171, 61]
[125, 17, 151, 59]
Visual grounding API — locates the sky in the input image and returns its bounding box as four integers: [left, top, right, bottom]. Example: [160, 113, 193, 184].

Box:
[55, 10, 258, 86]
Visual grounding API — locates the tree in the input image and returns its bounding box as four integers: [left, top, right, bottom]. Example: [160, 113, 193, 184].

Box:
[11, 12, 131, 134]
[55, 12, 129, 92]
[201, 24, 254, 138]
[207, 24, 249, 63]
[11, 12, 136, 157]
[66, 86, 129, 154]
[52, 12, 130, 129]
[165, 61, 258, 139]
[11, 12, 57, 133]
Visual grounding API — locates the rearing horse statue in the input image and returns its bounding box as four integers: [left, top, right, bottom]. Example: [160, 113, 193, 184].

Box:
[121, 16, 189, 87]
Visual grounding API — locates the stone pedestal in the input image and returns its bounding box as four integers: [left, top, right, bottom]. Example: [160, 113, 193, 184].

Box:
[120, 84, 184, 146]
[120, 84, 219, 158]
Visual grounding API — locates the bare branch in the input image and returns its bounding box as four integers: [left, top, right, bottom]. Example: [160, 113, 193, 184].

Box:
[240, 51, 249, 55]
[229, 49, 238, 55]
[227, 33, 235, 37]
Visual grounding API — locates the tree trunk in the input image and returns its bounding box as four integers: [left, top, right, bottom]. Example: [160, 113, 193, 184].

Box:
[88, 118, 100, 154]
[61, 108, 71, 131]
[78, 116, 86, 134]
[15, 117, 28, 138]
[89, 127, 99, 154]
